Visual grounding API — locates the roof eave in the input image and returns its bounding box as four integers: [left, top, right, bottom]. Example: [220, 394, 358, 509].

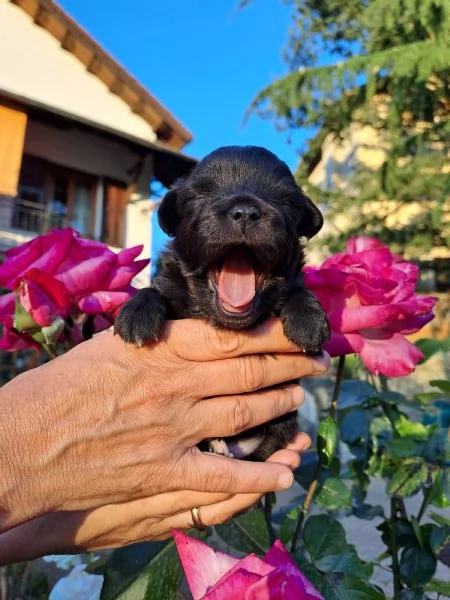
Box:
[9, 0, 193, 150]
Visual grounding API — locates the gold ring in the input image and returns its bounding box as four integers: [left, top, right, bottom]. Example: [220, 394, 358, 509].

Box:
[190, 507, 207, 531]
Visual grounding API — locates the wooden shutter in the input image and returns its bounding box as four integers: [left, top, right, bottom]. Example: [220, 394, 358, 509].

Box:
[0, 104, 27, 196]
[103, 182, 128, 247]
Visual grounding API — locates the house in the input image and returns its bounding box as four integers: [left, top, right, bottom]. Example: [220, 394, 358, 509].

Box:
[306, 115, 450, 293]
[0, 0, 197, 279]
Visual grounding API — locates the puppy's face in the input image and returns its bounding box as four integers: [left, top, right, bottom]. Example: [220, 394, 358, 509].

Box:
[158, 146, 323, 329]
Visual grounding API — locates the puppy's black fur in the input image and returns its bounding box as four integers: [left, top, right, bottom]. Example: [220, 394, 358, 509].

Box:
[115, 146, 330, 460]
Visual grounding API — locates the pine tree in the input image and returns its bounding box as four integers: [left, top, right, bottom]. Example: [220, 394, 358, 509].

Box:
[250, 0, 450, 270]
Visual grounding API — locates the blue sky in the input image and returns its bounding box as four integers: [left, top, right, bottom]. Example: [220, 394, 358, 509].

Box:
[58, 0, 309, 257]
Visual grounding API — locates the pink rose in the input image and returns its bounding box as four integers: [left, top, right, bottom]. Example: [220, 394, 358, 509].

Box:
[305, 236, 437, 377]
[173, 530, 323, 600]
[0, 229, 149, 351]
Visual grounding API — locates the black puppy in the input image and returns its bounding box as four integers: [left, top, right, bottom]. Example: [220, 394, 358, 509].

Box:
[115, 145, 330, 460]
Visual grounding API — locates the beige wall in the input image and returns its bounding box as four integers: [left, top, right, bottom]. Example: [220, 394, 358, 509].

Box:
[0, 1, 157, 144]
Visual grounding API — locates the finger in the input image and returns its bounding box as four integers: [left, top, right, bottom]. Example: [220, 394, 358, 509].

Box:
[180, 449, 295, 495]
[286, 432, 312, 452]
[195, 351, 329, 397]
[162, 318, 309, 361]
[175, 448, 301, 531]
[191, 383, 304, 439]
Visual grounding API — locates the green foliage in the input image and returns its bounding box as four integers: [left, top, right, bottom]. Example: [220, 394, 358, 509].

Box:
[215, 506, 271, 554]
[100, 540, 183, 600]
[317, 415, 339, 466]
[250, 0, 450, 259]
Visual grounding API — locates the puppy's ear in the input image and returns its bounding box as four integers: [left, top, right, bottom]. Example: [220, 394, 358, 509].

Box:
[298, 192, 323, 239]
[157, 180, 183, 236]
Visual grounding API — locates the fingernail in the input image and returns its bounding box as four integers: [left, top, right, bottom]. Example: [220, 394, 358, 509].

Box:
[290, 385, 304, 409]
[277, 471, 294, 490]
[313, 351, 330, 373]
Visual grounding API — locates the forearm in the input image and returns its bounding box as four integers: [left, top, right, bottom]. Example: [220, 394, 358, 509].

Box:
[0, 369, 55, 533]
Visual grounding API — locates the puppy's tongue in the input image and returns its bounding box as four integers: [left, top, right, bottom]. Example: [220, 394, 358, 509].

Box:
[218, 249, 256, 312]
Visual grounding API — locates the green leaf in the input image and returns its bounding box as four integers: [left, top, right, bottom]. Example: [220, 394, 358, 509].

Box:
[100, 539, 182, 600]
[411, 516, 423, 548]
[317, 416, 338, 466]
[340, 408, 370, 446]
[294, 450, 319, 490]
[425, 578, 450, 596]
[297, 561, 384, 600]
[398, 591, 427, 600]
[338, 380, 378, 410]
[352, 503, 384, 520]
[429, 525, 450, 567]
[377, 519, 416, 549]
[378, 390, 407, 404]
[279, 507, 299, 546]
[414, 392, 442, 404]
[427, 468, 450, 509]
[13, 293, 40, 333]
[303, 515, 371, 579]
[386, 457, 438, 497]
[315, 477, 352, 511]
[337, 574, 386, 599]
[415, 339, 450, 364]
[215, 506, 270, 555]
[429, 511, 450, 527]
[394, 415, 429, 440]
[399, 545, 437, 587]
[291, 561, 345, 600]
[385, 437, 419, 459]
[429, 379, 450, 393]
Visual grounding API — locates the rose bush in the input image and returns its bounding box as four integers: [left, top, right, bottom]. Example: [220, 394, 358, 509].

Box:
[0, 229, 149, 351]
[174, 530, 324, 600]
[305, 236, 437, 377]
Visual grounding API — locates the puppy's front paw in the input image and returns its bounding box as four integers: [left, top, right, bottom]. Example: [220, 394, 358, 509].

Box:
[281, 290, 330, 354]
[114, 288, 167, 345]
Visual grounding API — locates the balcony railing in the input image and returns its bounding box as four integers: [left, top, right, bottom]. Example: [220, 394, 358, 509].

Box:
[11, 197, 70, 233]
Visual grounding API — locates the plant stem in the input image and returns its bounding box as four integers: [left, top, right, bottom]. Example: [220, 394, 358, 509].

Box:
[262, 493, 276, 544]
[290, 355, 346, 552]
[379, 374, 389, 393]
[390, 497, 402, 598]
[330, 355, 346, 419]
[397, 498, 408, 521]
[417, 486, 432, 523]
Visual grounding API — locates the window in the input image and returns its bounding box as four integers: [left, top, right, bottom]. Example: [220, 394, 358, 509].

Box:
[16, 156, 98, 237]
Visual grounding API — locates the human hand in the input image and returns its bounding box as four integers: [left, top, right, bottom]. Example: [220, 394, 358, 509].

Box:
[1, 318, 329, 532]
[0, 437, 310, 564]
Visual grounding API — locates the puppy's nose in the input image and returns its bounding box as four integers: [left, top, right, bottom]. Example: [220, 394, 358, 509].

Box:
[229, 202, 261, 224]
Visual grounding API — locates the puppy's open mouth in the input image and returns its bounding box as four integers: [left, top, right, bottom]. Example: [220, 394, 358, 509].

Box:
[210, 247, 264, 314]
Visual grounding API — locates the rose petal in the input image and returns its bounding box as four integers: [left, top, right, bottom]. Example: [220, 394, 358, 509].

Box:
[77, 291, 131, 315]
[117, 245, 145, 265]
[264, 540, 324, 599]
[105, 259, 150, 290]
[172, 530, 239, 600]
[356, 330, 425, 377]
[203, 569, 264, 600]
[57, 254, 116, 298]
[346, 236, 384, 253]
[329, 304, 401, 333]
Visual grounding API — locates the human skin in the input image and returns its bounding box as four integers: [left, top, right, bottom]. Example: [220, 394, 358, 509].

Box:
[0, 318, 329, 562]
